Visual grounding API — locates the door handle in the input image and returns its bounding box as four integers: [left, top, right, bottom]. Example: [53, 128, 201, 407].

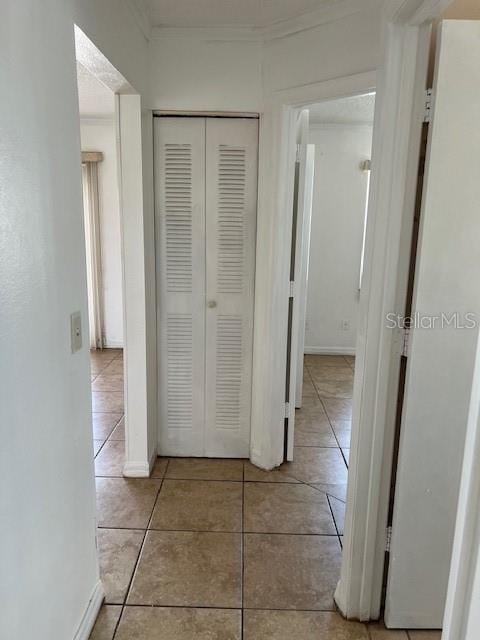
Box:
[207, 300, 217, 308]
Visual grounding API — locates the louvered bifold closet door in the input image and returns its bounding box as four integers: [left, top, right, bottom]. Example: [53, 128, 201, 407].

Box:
[205, 118, 258, 457]
[155, 117, 206, 456]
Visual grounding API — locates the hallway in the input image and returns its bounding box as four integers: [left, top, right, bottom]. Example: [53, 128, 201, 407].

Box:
[89, 351, 438, 639]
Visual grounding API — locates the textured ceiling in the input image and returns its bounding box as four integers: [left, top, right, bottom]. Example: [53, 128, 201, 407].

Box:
[309, 93, 376, 126]
[147, 0, 339, 27]
[76, 62, 115, 118]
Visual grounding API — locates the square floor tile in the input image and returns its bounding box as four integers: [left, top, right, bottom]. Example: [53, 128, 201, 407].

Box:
[244, 533, 341, 610]
[89, 605, 122, 640]
[165, 458, 243, 481]
[96, 478, 161, 529]
[102, 359, 125, 376]
[93, 440, 105, 457]
[290, 447, 348, 484]
[368, 624, 409, 639]
[322, 398, 352, 421]
[305, 355, 346, 367]
[299, 394, 324, 410]
[115, 606, 241, 640]
[90, 351, 117, 367]
[313, 483, 348, 502]
[92, 413, 123, 440]
[90, 362, 107, 375]
[332, 422, 351, 450]
[97, 528, 144, 604]
[244, 483, 336, 534]
[127, 530, 242, 607]
[95, 440, 124, 476]
[243, 610, 368, 640]
[150, 479, 242, 532]
[328, 495, 346, 534]
[309, 366, 354, 384]
[313, 378, 353, 399]
[151, 457, 169, 478]
[407, 632, 442, 640]
[109, 418, 124, 441]
[92, 375, 124, 392]
[244, 461, 299, 483]
[92, 391, 124, 414]
[294, 411, 337, 447]
[301, 377, 317, 398]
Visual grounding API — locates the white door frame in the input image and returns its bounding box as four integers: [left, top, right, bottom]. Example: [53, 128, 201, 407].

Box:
[75, 26, 158, 477]
[443, 328, 480, 640]
[250, 0, 457, 620]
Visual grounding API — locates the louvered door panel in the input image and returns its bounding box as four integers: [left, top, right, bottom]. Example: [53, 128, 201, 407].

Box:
[205, 118, 258, 457]
[154, 118, 206, 456]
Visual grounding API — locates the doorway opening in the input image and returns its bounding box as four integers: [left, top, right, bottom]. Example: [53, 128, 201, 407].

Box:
[283, 92, 375, 554]
[75, 47, 126, 471]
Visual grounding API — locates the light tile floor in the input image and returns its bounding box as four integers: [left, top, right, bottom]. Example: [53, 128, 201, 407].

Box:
[89, 351, 441, 640]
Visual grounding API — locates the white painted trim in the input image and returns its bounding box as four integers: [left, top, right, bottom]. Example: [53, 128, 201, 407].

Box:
[335, 17, 433, 621]
[260, 0, 383, 41]
[149, 0, 383, 43]
[443, 330, 480, 640]
[73, 580, 104, 640]
[123, 461, 150, 477]
[252, 0, 452, 621]
[80, 116, 115, 126]
[103, 340, 124, 348]
[274, 70, 377, 108]
[123, 445, 157, 477]
[305, 346, 356, 356]
[250, 70, 376, 474]
[153, 110, 259, 118]
[117, 94, 155, 477]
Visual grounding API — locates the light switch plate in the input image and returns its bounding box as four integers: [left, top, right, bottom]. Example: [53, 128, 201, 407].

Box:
[70, 311, 82, 353]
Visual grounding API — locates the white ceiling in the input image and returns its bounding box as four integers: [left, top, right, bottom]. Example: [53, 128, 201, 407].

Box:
[309, 93, 376, 126]
[146, 0, 339, 28]
[76, 62, 115, 118]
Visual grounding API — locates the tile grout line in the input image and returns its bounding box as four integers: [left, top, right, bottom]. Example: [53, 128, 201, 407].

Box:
[305, 363, 349, 471]
[111, 459, 169, 640]
[304, 363, 347, 543]
[93, 414, 124, 461]
[325, 493, 343, 550]
[107, 602, 342, 612]
[97, 525, 341, 536]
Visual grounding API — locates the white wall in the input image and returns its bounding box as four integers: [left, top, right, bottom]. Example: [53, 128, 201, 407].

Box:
[0, 0, 149, 638]
[0, 3, 99, 638]
[262, 5, 382, 93]
[149, 34, 263, 112]
[305, 125, 372, 354]
[80, 120, 124, 347]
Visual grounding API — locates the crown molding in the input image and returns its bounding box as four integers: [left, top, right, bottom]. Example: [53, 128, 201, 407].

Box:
[123, 0, 152, 40]
[260, 0, 382, 40]
[150, 0, 382, 43]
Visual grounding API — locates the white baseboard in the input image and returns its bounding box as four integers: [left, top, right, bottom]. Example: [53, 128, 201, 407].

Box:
[73, 580, 104, 640]
[123, 447, 157, 478]
[103, 340, 124, 348]
[305, 346, 356, 356]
